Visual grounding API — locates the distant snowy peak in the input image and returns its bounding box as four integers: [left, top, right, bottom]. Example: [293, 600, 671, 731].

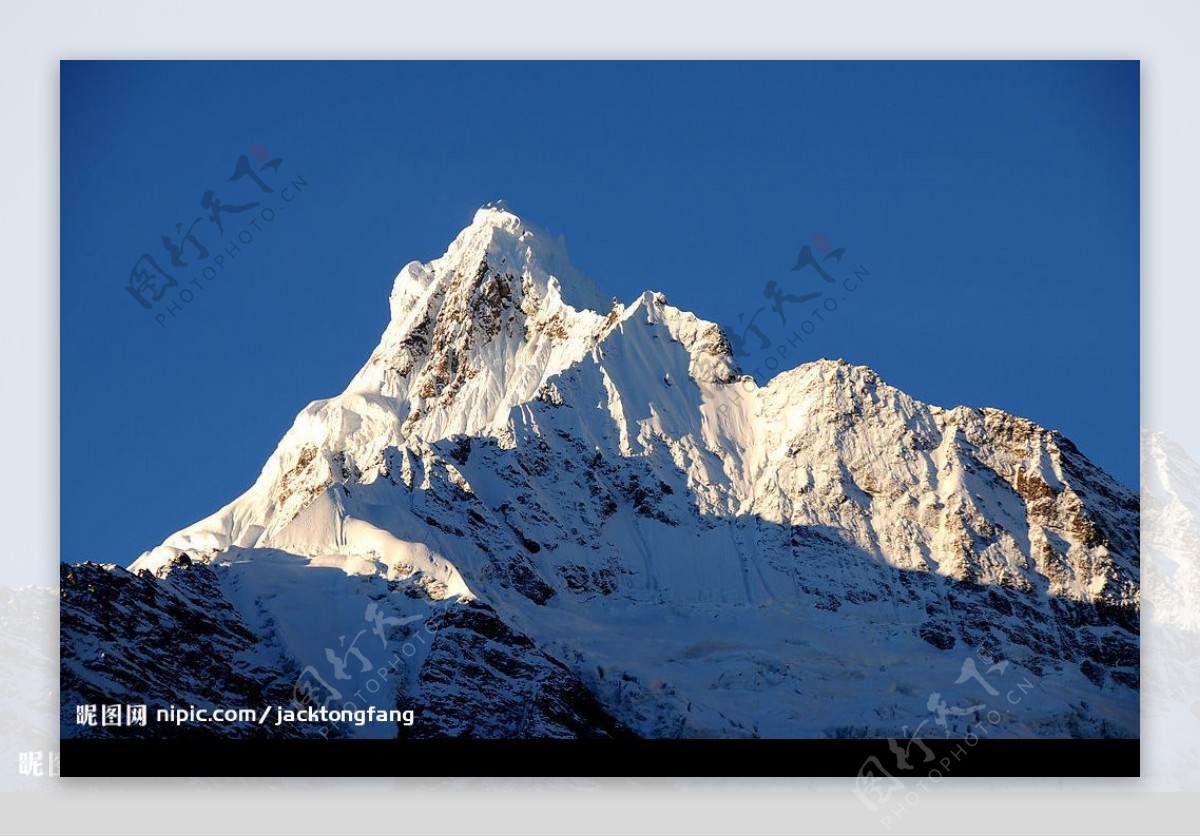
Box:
[1142, 430, 1200, 629]
[1143, 430, 1200, 512]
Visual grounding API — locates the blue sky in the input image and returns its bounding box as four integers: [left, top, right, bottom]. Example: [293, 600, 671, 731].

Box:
[60, 61, 1139, 565]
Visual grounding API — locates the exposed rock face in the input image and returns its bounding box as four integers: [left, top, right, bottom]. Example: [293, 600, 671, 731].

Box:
[406, 600, 632, 740]
[62, 206, 1139, 740]
[60, 561, 311, 739]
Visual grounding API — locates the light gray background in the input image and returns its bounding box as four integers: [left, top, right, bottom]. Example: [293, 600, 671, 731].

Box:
[4, 0, 1195, 833]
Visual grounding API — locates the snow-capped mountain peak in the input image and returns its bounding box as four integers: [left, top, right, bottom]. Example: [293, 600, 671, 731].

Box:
[387, 203, 608, 325]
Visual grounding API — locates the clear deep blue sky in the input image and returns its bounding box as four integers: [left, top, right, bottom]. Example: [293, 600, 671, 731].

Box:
[61, 61, 1139, 565]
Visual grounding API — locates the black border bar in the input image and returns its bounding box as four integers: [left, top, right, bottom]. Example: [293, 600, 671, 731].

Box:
[61, 738, 1139, 778]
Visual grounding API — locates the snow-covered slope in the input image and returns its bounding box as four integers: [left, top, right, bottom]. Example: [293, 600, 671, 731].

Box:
[62, 205, 1139, 739]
